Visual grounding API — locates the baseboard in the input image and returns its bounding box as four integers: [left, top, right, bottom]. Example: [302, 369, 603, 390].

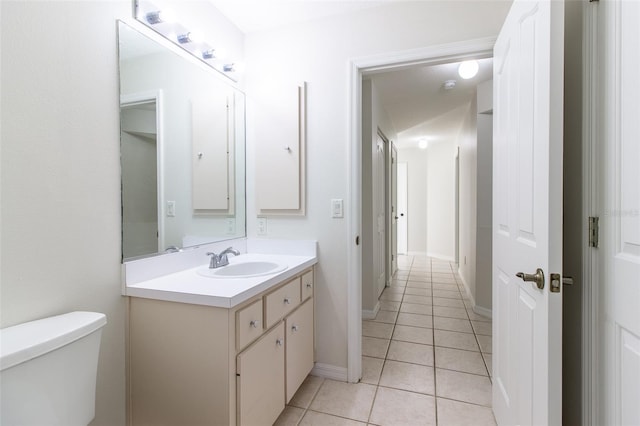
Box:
[456, 268, 492, 319]
[456, 270, 476, 306]
[362, 301, 380, 320]
[311, 363, 348, 381]
[473, 305, 492, 319]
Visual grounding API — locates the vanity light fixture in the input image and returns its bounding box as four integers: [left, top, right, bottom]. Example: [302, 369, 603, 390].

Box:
[177, 32, 192, 44]
[458, 60, 479, 79]
[202, 49, 216, 60]
[135, 0, 243, 82]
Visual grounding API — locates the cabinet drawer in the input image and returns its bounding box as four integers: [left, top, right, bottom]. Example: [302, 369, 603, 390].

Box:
[301, 270, 314, 301]
[237, 322, 285, 426]
[285, 298, 314, 403]
[237, 299, 264, 351]
[265, 277, 301, 328]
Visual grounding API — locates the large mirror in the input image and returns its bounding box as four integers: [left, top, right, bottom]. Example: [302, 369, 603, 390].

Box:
[117, 21, 246, 261]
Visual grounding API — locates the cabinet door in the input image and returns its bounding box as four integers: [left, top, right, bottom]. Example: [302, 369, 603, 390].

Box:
[237, 322, 285, 426]
[285, 298, 314, 403]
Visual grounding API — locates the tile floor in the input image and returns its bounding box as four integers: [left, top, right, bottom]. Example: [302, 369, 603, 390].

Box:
[274, 255, 494, 426]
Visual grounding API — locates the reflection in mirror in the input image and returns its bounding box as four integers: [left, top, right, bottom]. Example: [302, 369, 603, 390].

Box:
[118, 21, 246, 261]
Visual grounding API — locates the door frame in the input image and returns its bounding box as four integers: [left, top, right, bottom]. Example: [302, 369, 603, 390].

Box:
[582, 2, 599, 424]
[347, 37, 496, 382]
[120, 89, 165, 255]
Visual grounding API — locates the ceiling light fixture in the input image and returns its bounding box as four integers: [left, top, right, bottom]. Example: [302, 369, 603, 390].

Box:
[418, 139, 429, 149]
[458, 60, 479, 79]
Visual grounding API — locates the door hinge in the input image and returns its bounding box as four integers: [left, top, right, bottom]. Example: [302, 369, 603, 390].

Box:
[588, 216, 599, 248]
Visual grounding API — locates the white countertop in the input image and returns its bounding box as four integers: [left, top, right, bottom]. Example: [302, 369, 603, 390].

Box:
[125, 252, 317, 308]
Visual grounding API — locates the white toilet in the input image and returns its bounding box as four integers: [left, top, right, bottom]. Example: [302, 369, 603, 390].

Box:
[0, 311, 107, 426]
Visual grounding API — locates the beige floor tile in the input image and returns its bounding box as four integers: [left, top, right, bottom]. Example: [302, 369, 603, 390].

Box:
[436, 398, 496, 426]
[433, 306, 469, 320]
[400, 302, 433, 315]
[300, 410, 367, 425]
[477, 335, 492, 353]
[361, 356, 384, 385]
[402, 294, 432, 305]
[433, 317, 473, 333]
[435, 368, 492, 406]
[435, 347, 488, 375]
[408, 275, 431, 282]
[362, 336, 390, 359]
[369, 387, 436, 426]
[309, 380, 376, 423]
[379, 360, 435, 395]
[389, 279, 406, 287]
[483, 353, 493, 377]
[380, 292, 403, 302]
[370, 310, 398, 324]
[432, 290, 462, 299]
[396, 312, 433, 328]
[432, 282, 459, 290]
[406, 280, 431, 289]
[394, 271, 410, 279]
[382, 286, 404, 294]
[471, 321, 492, 336]
[432, 297, 465, 308]
[378, 300, 401, 312]
[362, 321, 394, 339]
[404, 287, 430, 296]
[387, 340, 434, 366]
[392, 325, 434, 345]
[434, 329, 480, 351]
[274, 406, 306, 426]
[289, 375, 325, 409]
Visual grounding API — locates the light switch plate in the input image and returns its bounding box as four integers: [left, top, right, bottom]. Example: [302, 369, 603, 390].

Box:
[167, 201, 176, 217]
[331, 199, 344, 218]
[257, 217, 267, 235]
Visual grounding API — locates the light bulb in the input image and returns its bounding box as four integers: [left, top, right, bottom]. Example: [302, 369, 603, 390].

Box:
[458, 60, 479, 79]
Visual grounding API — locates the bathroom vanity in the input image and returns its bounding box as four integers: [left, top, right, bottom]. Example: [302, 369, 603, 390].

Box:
[124, 246, 316, 426]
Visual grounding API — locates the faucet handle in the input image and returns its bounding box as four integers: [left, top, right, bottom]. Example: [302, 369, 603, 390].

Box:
[206, 252, 219, 269]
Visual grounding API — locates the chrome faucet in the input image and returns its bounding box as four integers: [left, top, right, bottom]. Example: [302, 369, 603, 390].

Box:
[206, 247, 240, 269]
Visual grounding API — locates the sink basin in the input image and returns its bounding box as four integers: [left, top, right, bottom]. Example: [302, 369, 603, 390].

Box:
[197, 261, 288, 279]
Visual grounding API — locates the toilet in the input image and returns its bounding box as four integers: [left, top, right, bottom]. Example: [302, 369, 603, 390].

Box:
[0, 311, 107, 426]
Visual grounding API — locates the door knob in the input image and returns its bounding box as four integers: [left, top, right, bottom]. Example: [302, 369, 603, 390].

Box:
[516, 268, 545, 290]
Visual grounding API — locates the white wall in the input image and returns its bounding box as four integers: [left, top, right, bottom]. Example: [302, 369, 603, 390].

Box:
[397, 148, 428, 254]
[426, 141, 456, 260]
[0, 2, 244, 425]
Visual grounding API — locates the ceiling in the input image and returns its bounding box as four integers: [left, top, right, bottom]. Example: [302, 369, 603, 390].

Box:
[370, 58, 493, 149]
[207, 1, 493, 150]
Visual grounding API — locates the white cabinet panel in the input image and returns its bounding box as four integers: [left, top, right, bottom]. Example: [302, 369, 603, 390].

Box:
[191, 90, 233, 212]
[256, 82, 306, 215]
[237, 322, 285, 426]
[286, 299, 314, 403]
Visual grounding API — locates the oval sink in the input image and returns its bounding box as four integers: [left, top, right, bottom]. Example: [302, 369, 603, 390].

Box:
[197, 261, 288, 279]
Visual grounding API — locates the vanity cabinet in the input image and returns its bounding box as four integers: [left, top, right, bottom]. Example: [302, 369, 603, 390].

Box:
[128, 267, 314, 426]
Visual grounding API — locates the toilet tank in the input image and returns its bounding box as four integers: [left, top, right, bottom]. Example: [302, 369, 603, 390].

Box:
[0, 311, 107, 426]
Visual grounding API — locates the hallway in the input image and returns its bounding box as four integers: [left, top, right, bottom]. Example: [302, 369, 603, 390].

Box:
[275, 255, 495, 425]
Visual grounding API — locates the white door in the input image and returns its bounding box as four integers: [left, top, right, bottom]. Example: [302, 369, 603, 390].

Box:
[492, 1, 564, 425]
[599, 1, 640, 424]
[390, 143, 398, 275]
[397, 162, 408, 255]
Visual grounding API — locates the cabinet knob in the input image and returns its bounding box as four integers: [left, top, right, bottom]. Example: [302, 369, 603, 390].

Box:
[306, 283, 312, 288]
[284, 297, 291, 305]
[249, 320, 260, 328]
[276, 339, 283, 346]
[292, 324, 299, 332]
